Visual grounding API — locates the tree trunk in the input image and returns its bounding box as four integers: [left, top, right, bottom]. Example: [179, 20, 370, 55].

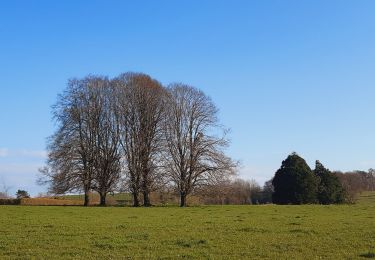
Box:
[99, 192, 106, 206]
[143, 191, 151, 207]
[84, 189, 90, 207]
[142, 169, 151, 207]
[133, 192, 140, 207]
[180, 192, 187, 207]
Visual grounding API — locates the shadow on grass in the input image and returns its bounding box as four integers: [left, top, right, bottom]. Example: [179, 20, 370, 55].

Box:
[360, 252, 375, 258]
[175, 239, 208, 248]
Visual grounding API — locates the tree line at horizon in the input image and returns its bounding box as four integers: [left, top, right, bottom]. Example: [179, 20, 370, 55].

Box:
[1, 154, 372, 205]
[1, 155, 374, 206]
[2, 72, 371, 206]
[196, 153, 375, 205]
[271, 153, 375, 204]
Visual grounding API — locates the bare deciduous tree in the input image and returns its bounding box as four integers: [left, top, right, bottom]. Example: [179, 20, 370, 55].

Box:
[41, 76, 116, 206]
[90, 80, 122, 206]
[196, 178, 261, 205]
[40, 73, 237, 207]
[163, 84, 237, 207]
[0, 178, 11, 199]
[113, 73, 166, 206]
[334, 170, 375, 202]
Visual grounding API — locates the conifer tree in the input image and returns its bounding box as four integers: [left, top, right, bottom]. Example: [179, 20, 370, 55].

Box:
[272, 153, 318, 204]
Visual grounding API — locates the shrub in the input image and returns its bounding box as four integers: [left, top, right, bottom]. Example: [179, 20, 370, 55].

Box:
[0, 199, 21, 205]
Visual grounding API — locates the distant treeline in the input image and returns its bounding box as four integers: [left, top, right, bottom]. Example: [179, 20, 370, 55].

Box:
[334, 170, 375, 203]
[2, 167, 373, 206]
[189, 171, 374, 205]
[189, 154, 375, 205]
[247, 153, 375, 205]
[25, 72, 374, 207]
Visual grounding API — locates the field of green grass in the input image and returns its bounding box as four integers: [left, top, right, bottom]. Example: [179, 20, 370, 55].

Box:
[0, 193, 374, 259]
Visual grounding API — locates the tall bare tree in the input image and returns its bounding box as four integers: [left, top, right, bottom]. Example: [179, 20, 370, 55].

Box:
[0, 178, 11, 199]
[113, 73, 165, 206]
[41, 76, 116, 206]
[90, 80, 122, 206]
[163, 84, 236, 207]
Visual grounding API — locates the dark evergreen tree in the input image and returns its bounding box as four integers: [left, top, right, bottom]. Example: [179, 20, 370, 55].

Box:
[272, 153, 318, 204]
[314, 160, 345, 204]
[15, 190, 30, 199]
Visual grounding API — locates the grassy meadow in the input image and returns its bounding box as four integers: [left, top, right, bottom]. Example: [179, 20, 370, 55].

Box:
[0, 193, 374, 259]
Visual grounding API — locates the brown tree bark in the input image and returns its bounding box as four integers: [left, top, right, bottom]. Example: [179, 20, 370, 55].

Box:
[99, 192, 106, 206]
[180, 191, 187, 207]
[84, 188, 90, 207]
[132, 192, 140, 207]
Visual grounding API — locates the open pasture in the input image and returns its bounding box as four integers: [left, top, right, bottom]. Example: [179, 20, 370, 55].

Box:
[0, 194, 374, 259]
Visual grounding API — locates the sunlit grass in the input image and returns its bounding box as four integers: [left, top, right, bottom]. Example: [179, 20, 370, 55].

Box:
[0, 193, 374, 259]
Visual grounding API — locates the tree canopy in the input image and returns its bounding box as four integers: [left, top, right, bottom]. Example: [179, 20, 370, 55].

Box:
[272, 153, 318, 204]
[16, 190, 30, 199]
[272, 153, 349, 205]
[314, 160, 345, 204]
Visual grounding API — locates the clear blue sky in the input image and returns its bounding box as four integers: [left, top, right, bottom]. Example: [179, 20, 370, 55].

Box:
[1, 1, 375, 196]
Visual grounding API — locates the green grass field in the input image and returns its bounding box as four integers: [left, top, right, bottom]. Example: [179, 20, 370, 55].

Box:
[0, 193, 374, 259]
